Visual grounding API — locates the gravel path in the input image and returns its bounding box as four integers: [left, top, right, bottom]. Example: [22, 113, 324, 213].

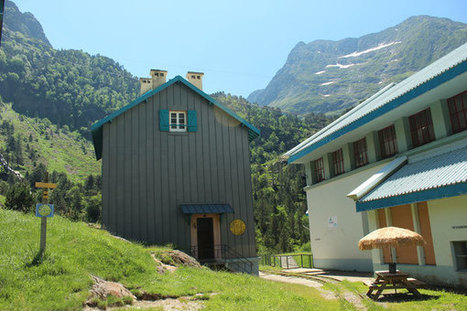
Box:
[260, 271, 368, 310]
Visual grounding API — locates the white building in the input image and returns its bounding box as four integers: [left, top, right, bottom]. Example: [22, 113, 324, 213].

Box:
[284, 43, 467, 287]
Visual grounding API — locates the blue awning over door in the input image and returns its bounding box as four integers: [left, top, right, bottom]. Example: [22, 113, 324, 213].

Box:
[180, 204, 234, 214]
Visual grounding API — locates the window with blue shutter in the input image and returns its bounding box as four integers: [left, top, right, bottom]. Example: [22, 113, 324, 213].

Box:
[187, 110, 197, 132]
[159, 109, 169, 131]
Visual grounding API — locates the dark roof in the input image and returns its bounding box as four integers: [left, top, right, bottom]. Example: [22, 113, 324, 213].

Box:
[91, 75, 260, 160]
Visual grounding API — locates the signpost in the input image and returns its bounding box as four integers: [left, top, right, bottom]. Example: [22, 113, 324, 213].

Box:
[35, 175, 56, 255]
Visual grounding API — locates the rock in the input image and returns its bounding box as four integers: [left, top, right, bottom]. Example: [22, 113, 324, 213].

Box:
[151, 254, 178, 274]
[88, 275, 136, 301]
[167, 250, 201, 268]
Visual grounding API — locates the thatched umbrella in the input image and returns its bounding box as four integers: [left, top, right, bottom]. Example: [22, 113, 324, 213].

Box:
[359, 226, 426, 273]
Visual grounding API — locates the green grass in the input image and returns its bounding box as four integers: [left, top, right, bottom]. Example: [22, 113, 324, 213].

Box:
[0, 194, 5, 206]
[323, 280, 467, 311]
[0, 104, 100, 183]
[2, 209, 465, 310]
[0, 209, 339, 310]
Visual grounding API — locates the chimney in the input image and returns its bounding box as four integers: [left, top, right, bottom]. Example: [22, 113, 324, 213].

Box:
[150, 69, 168, 89]
[139, 78, 152, 95]
[186, 71, 204, 90]
[139, 69, 168, 96]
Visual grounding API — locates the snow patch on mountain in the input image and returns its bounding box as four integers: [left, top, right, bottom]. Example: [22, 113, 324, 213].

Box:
[339, 41, 402, 58]
[326, 63, 356, 69]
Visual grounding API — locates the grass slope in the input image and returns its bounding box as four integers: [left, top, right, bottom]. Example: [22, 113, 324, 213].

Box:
[0, 209, 340, 310]
[0, 103, 100, 182]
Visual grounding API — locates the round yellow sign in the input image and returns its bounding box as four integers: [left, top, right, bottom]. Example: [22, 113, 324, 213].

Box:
[38, 205, 52, 217]
[230, 219, 246, 236]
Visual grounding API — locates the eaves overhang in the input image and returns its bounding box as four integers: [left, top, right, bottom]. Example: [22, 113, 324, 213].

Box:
[285, 43, 467, 165]
[354, 144, 467, 212]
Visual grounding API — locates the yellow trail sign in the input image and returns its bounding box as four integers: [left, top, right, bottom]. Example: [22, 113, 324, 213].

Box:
[35, 182, 57, 189]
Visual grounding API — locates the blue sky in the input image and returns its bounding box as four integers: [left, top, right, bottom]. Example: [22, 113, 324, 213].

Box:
[12, 0, 467, 97]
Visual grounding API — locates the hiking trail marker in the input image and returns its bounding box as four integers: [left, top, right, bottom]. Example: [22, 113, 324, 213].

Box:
[35, 176, 56, 255]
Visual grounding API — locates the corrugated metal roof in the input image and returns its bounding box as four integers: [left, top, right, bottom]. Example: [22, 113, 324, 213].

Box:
[360, 145, 467, 203]
[285, 43, 467, 163]
[180, 204, 234, 214]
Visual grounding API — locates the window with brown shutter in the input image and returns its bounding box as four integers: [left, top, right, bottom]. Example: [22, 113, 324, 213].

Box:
[353, 138, 368, 168]
[447, 91, 467, 134]
[409, 108, 435, 147]
[313, 157, 325, 183]
[331, 148, 344, 176]
[378, 125, 398, 159]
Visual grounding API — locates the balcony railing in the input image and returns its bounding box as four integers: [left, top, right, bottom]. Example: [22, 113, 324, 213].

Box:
[190, 244, 254, 274]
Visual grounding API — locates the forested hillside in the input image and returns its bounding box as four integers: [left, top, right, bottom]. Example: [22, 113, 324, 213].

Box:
[248, 16, 467, 115]
[0, 1, 139, 136]
[0, 0, 335, 254]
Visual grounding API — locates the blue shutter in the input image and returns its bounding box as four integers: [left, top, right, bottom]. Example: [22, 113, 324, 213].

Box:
[187, 110, 197, 132]
[159, 109, 169, 131]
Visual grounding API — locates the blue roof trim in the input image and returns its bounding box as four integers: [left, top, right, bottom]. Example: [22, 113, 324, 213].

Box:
[180, 204, 234, 214]
[356, 182, 467, 212]
[91, 75, 260, 160]
[288, 60, 467, 164]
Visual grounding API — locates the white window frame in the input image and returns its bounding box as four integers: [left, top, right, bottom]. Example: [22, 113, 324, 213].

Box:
[169, 111, 187, 132]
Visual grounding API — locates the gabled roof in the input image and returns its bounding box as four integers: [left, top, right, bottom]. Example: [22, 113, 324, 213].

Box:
[354, 143, 467, 211]
[285, 42, 467, 164]
[91, 75, 260, 160]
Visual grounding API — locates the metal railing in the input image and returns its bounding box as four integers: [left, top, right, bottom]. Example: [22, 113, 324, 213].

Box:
[261, 253, 313, 269]
[190, 244, 254, 274]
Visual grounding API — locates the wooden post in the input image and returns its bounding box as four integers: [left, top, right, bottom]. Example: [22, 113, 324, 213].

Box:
[39, 173, 49, 255]
[301, 254, 303, 268]
[40, 217, 47, 254]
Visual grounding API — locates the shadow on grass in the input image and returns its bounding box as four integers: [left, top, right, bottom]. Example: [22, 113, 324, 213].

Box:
[25, 250, 46, 267]
[376, 293, 440, 303]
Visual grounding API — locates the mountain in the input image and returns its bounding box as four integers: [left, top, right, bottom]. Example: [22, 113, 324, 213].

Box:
[0, 0, 334, 252]
[248, 16, 467, 115]
[0, 101, 100, 183]
[0, 0, 139, 136]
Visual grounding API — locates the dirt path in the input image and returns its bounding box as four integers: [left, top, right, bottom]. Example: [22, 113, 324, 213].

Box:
[260, 271, 367, 310]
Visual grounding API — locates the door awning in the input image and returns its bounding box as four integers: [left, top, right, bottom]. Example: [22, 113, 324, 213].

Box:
[180, 204, 234, 214]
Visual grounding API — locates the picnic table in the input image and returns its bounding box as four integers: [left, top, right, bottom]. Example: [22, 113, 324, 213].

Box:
[365, 271, 424, 300]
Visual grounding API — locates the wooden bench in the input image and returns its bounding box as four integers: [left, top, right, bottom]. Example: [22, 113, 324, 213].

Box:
[364, 271, 423, 300]
[363, 280, 383, 288]
[407, 278, 426, 288]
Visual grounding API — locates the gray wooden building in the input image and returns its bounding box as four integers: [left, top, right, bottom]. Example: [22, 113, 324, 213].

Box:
[91, 70, 260, 274]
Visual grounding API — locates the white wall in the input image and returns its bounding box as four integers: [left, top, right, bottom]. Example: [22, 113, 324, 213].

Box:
[368, 195, 467, 288]
[306, 162, 387, 272]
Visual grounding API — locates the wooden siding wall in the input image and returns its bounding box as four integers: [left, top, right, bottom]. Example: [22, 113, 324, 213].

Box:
[390, 205, 418, 264]
[101, 82, 256, 258]
[377, 209, 392, 263]
[417, 202, 436, 265]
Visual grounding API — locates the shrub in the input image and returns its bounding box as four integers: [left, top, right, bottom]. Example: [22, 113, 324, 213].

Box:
[5, 181, 34, 213]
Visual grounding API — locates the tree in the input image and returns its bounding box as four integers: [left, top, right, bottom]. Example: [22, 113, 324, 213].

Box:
[27, 163, 48, 187]
[5, 182, 34, 213]
[85, 195, 102, 223]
